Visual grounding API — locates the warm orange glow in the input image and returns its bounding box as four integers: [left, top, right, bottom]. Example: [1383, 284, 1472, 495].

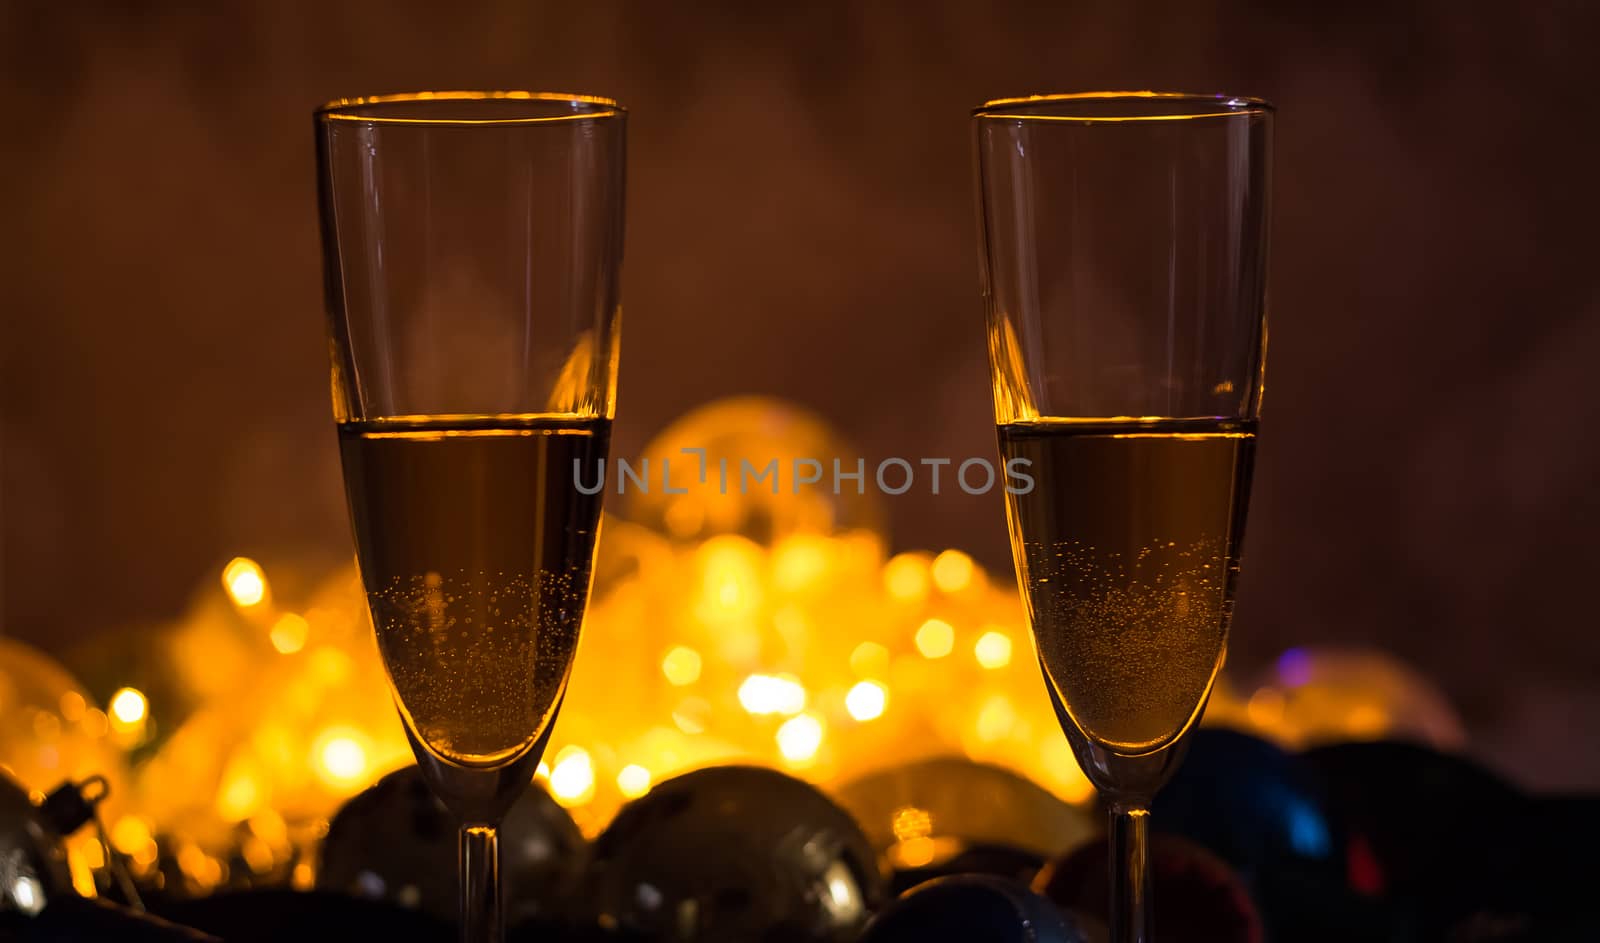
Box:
[738, 673, 807, 716]
[773, 535, 830, 591]
[891, 836, 938, 868]
[58, 691, 86, 722]
[849, 641, 890, 678]
[1039, 737, 1096, 804]
[672, 696, 711, 734]
[891, 806, 933, 842]
[776, 713, 824, 764]
[616, 764, 652, 799]
[311, 728, 370, 792]
[110, 816, 158, 868]
[269, 613, 310, 654]
[81, 708, 109, 738]
[884, 553, 931, 601]
[845, 681, 888, 722]
[176, 843, 224, 891]
[697, 537, 764, 620]
[914, 619, 955, 659]
[931, 550, 976, 593]
[974, 630, 1013, 669]
[1247, 687, 1286, 728]
[222, 557, 268, 608]
[660, 646, 703, 686]
[976, 695, 1017, 742]
[109, 687, 147, 728]
[549, 746, 595, 806]
[217, 761, 264, 821]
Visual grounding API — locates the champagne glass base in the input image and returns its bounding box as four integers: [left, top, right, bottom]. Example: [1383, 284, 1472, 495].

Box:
[403, 703, 560, 827]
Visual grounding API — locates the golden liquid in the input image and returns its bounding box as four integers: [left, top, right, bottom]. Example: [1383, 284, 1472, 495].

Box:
[999, 418, 1255, 755]
[338, 416, 608, 767]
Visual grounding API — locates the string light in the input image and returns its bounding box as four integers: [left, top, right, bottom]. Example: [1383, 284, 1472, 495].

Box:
[845, 681, 888, 722]
[312, 728, 370, 792]
[974, 630, 1013, 669]
[221, 557, 268, 608]
[776, 713, 824, 764]
[975, 695, 1017, 743]
[616, 764, 652, 799]
[849, 641, 889, 677]
[884, 553, 931, 602]
[108, 687, 147, 728]
[548, 746, 595, 806]
[738, 673, 807, 716]
[269, 613, 310, 654]
[914, 619, 955, 659]
[773, 535, 830, 591]
[930, 550, 976, 593]
[660, 646, 703, 686]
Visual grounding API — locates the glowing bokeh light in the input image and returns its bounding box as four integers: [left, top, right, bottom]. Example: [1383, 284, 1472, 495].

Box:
[883, 553, 930, 602]
[975, 695, 1017, 743]
[738, 673, 808, 716]
[930, 550, 976, 593]
[549, 746, 595, 806]
[974, 630, 1013, 669]
[776, 713, 824, 764]
[773, 535, 830, 591]
[269, 613, 310, 654]
[660, 646, 703, 686]
[616, 764, 652, 799]
[222, 557, 268, 608]
[108, 687, 147, 728]
[914, 619, 955, 659]
[848, 641, 890, 678]
[845, 681, 888, 721]
[312, 728, 370, 791]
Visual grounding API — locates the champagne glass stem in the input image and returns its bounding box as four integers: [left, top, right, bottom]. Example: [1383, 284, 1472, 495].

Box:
[1108, 803, 1152, 943]
[459, 824, 502, 943]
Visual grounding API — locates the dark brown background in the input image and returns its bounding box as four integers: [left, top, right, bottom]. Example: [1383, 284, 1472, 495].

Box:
[3, 1, 1597, 787]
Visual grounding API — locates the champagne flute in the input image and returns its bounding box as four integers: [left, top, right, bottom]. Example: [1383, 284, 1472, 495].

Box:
[973, 92, 1271, 942]
[315, 91, 625, 943]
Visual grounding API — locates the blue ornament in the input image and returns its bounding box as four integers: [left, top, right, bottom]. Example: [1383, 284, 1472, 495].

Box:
[861, 875, 1085, 943]
[1151, 729, 1370, 939]
[1152, 729, 1339, 876]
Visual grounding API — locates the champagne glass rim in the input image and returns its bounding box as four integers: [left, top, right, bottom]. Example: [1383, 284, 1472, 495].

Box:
[973, 90, 1273, 122]
[316, 90, 625, 124]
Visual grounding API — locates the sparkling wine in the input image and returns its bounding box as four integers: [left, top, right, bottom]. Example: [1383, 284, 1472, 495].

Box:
[338, 415, 609, 767]
[999, 418, 1255, 755]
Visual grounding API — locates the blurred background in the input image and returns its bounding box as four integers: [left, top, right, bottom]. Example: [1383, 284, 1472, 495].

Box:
[2, 0, 1598, 791]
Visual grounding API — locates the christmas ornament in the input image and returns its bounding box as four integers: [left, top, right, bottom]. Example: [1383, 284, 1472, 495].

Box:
[585, 765, 885, 940]
[1035, 833, 1263, 943]
[0, 637, 133, 893]
[861, 874, 1085, 943]
[318, 765, 584, 927]
[1305, 740, 1535, 937]
[1152, 729, 1339, 877]
[834, 757, 1094, 892]
[625, 397, 886, 544]
[1239, 647, 1466, 750]
[886, 843, 1046, 897]
[0, 770, 72, 918]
